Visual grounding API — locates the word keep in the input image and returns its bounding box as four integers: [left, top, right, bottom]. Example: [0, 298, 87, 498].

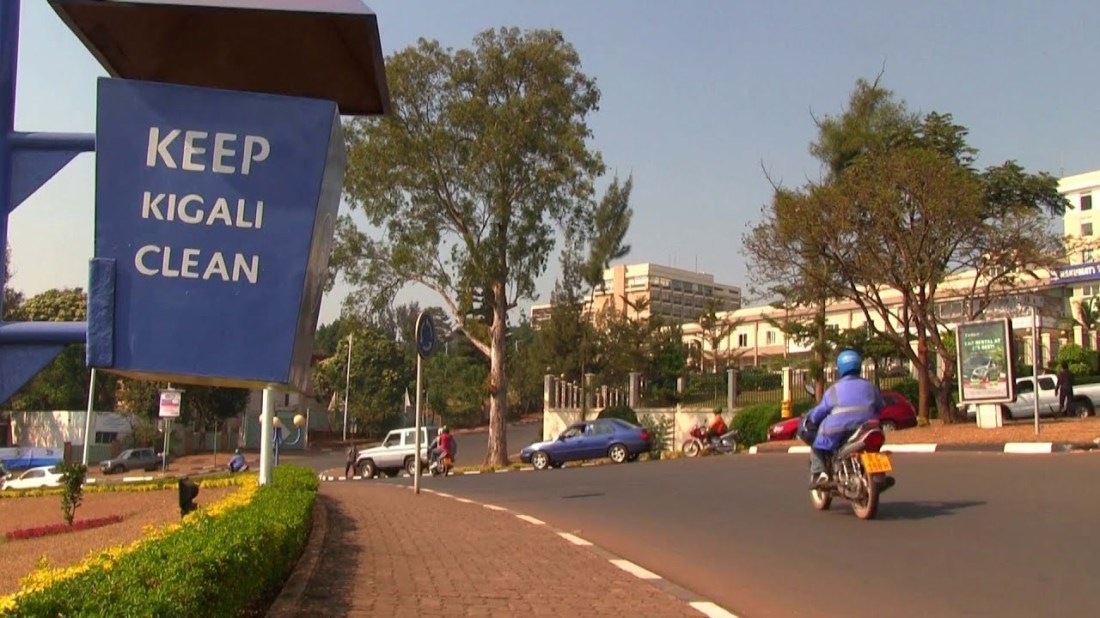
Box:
[146, 127, 270, 175]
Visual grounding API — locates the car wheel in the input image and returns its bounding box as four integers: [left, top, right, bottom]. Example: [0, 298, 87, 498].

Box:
[356, 459, 376, 479]
[608, 444, 628, 464]
[1075, 399, 1093, 418]
[881, 420, 898, 432]
[531, 451, 550, 470]
[115, 464, 127, 474]
[404, 457, 418, 476]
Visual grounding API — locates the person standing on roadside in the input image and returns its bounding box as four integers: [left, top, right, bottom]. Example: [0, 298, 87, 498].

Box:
[1056, 360, 1075, 416]
[345, 440, 357, 478]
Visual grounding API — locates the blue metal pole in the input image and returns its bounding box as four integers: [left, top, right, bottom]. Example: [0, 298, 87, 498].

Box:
[0, 0, 21, 321]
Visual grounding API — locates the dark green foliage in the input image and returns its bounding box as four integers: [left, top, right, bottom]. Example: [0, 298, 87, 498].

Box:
[597, 404, 639, 426]
[732, 401, 814, 446]
[737, 368, 782, 392]
[1056, 343, 1097, 376]
[57, 463, 87, 526]
[639, 415, 674, 454]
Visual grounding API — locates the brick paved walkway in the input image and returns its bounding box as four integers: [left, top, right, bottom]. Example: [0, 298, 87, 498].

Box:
[267, 482, 703, 618]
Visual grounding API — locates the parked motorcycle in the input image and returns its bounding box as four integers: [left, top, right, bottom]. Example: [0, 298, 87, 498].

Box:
[809, 419, 896, 520]
[681, 425, 738, 457]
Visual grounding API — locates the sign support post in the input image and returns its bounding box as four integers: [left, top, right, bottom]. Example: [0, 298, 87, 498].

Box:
[259, 386, 275, 486]
[158, 385, 182, 471]
[413, 311, 436, 495]
[81, 368, 97, 466]
[1032, 305, 1040, 435]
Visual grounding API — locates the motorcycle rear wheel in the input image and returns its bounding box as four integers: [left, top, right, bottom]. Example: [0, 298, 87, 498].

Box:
[851, 471, 880, 520]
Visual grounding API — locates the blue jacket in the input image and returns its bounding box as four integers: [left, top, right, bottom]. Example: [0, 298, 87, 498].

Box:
[806, 375, 885, 451]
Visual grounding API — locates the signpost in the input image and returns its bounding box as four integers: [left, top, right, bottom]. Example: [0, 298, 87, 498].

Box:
[159, 386, 183, 471]
[0, 1, 391, 487]
[413, 311, 435, 494]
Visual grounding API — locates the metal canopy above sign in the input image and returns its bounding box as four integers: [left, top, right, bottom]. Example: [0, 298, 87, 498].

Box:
[48, 0, 391, 116]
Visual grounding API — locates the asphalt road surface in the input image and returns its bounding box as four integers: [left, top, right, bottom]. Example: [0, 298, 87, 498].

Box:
[383, 452, 1100, 618]
[453, 421, 544, 466]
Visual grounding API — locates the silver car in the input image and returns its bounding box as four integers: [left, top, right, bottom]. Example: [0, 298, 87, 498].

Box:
[354, 426, 438, 478]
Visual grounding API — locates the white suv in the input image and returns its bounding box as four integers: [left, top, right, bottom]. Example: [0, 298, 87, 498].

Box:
[354, 425, 438, 478]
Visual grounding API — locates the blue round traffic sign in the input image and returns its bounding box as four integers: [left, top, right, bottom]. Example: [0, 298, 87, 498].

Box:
[415, 312, 435, 358]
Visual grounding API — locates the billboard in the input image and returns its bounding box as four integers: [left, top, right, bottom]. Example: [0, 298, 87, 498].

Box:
[955, 317, 1016, 405]
[87, 78, 346, 391]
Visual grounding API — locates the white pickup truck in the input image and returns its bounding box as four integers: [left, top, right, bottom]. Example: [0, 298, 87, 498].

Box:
[965, 374, 1098, 421]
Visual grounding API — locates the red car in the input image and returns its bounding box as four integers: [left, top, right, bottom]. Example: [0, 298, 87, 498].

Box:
[766, 391, 917, 441]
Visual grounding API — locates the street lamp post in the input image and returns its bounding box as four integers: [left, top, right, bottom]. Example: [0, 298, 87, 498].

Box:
[343, 334, 353, 441]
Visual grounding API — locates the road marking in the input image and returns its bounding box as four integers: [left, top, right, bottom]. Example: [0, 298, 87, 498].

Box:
[748, 446, 759, 454]
[883, 444, 937, 453]
[515, 514, 545, 525]
[689, 601, 740, 618]
[610, 559, 660, 580]
[122, 476, 154, 482]
[462, 471, 482, 475]
[1004, 442, 1054, 454]
[519, 467, 534, 471]
[558, 532, 592, 546]
[786, 446, 812, 454]
[434, 492, 453, 499]
[483, 503, 507, 511]
[454, 497, 475, 504]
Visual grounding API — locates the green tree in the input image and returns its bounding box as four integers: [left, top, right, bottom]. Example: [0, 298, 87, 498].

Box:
[746, 77, 1066, 423]
[2, 245, 22, 320]
[311, 321, 412, 436]
[697, 298, 742, 373]
[335, 28, 631, 464]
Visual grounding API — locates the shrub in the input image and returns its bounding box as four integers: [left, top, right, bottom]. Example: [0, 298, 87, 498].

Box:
[57, 463, 87, 526]
[639, 415, 674, 454]
[598, 404, 639, 426]
[733, 400, 813, 446]
[1, 465, 317, 617]
[1055, 343, 1097, 376]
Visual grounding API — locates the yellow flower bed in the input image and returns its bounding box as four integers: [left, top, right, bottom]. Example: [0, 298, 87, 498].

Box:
[0, 473, 257, 613]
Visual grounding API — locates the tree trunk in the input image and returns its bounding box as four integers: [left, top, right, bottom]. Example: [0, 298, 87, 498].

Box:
[814, 300, 826, 399]
[916, 331, 931, 423]
[484, 282, 509, 467]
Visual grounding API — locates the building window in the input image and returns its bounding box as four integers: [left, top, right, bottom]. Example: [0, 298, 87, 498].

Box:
[765, 331, 776, 345]
[1083, 222, 1094, 237]
[737, 333, 748, 347]
[95, 431, 118, 444]
[1084, 248, 1095, 263]
[1082, 194, 1093, 211]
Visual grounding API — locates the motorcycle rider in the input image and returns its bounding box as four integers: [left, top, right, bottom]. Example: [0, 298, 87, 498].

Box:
[705, 408, 728, 444]
[801, 349, 884, 489]
[431, 426, 456, 468]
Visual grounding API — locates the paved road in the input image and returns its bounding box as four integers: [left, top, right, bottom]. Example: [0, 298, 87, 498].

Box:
[379, 452, 1100, 618]
[453, 421, 543, 466]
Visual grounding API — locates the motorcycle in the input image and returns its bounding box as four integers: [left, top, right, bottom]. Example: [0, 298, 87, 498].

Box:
[681, 425, 738, 457]
[808, 419, 896, 520]
[428, 453, 453, 477]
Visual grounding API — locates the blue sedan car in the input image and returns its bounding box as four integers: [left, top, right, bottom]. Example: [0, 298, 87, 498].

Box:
[520, 418, 652, 470]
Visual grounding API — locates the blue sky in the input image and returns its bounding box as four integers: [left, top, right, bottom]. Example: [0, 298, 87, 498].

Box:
[6, 0, 1099, 326]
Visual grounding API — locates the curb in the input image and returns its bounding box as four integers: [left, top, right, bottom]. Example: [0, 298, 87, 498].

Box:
[746, 441, 1100, 455]
[411, 485, 740, 618]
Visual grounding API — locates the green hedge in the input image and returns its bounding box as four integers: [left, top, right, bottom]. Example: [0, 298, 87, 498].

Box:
[733, 400, 814, 446]
[597, 404, 640, 426]
[3, 465, 317, 617]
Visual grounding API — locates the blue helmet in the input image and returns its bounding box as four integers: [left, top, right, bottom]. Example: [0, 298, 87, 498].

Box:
[836, 349, 862, 378]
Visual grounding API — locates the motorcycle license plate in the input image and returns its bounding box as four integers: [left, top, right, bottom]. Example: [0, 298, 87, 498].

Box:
[860, 452, 892, 474]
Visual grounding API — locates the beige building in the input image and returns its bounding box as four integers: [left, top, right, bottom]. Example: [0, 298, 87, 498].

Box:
[682, 271, 1064, 371]
[531, 262, 741, 326]
[1056, 168, 1100, 349]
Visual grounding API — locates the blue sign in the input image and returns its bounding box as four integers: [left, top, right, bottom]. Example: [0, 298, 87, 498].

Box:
[416, 312, 436, 358]
[1050, 261, 1100, 285]
[87, 78, 346, 391]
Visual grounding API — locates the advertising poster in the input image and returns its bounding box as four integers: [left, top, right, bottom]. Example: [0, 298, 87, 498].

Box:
[956, 318, 1015, 404]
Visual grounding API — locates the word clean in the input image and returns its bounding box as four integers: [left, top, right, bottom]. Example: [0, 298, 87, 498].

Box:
[134, 246, 260, 284]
